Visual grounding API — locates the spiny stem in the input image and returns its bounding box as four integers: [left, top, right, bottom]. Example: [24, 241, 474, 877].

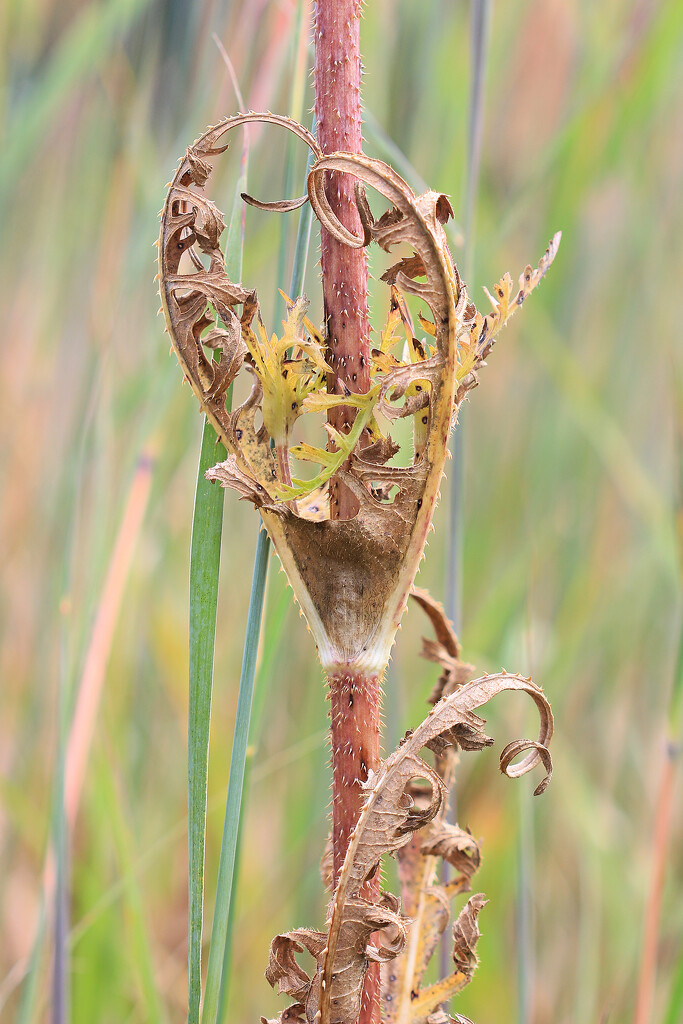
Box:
[328, 668, 382, 1024]
[314, 0, 370, 522]
[314, 4, 379, 1022]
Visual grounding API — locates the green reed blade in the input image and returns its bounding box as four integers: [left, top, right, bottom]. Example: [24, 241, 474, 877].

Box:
[205, 105, 316, 1024]
[187, 417, 227, 1024]
[201, 524, 270, 1024]
[187, 108, 249, 1024]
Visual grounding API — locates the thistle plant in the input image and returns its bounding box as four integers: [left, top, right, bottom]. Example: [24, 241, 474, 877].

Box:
[157, 6, 559, 1022]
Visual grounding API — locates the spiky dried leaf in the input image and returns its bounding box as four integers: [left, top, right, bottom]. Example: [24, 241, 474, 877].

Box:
[316, 672, 553, 1024]
[410, 587, 475, 705]
[158, 113, 560, 674]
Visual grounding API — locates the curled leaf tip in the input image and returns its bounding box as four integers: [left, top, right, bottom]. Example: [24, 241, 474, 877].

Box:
[159, 113, 560, 672]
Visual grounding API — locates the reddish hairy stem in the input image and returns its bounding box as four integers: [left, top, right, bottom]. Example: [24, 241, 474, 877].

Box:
[314, 0, 371, 522]
[315, 5, 380, 1021]
[328, 669, 382, 1024]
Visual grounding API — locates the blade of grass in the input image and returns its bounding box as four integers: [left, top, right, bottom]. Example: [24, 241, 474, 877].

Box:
[52, 447, 154, 1024]
[210, 123, 317, 1024]
[447, 0, 490, 627]
[188, 420, 227, 1024]
[203, 27, 316, 1012]
[215, 579, 293, 1015]
[664, 949, 683, 1024]
[187, 57, 249, 1022]
[516, 780, 534, 1024]
[13, 359, 102, 1023]
[200, 524, 269, 1024]
[274, 0, 313, 326]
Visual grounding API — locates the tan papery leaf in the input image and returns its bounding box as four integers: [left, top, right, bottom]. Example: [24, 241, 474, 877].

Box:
[410, 587, 475, 705]
[316, 671, 553, 1024]
[158, 112, 559, 675]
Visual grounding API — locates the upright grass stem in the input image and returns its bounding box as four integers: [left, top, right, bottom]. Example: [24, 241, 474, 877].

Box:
[188, 80, 249, 1022]
[188, 422, 227, 1024]
[201, 113, 317, 1024]
[201, 525, 270, 1024]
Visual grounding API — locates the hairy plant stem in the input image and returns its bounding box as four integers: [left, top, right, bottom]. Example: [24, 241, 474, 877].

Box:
[328, 668, 382, 1023]
[314, 0, 370, 522]
[314, 4, 379, 1022]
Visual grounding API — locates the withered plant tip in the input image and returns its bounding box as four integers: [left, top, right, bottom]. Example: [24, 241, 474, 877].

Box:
[157, 110, 559, 1024]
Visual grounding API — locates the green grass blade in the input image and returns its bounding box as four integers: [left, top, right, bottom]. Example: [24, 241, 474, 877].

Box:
[446, 0, 491, 628]
[14, 901, 47, 1024]
[215, 581, 292, 1017]
[286, 115, 316, 301]
[187, 106, 249, 1024]
[667, 611, 683, 741]
[206, 100, 315, 1024]
[201, 524, 270, 1024]
[188, 419, 227, 1024]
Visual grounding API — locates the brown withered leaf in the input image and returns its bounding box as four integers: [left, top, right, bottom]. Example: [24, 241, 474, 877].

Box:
[159, 115, 559, 679]
[380, 253, 427, 286]
[316, 671, 553, 1024]
[266, 929, 327, 1004]
[206, 455, 282, 513]
[383, 894, 488, 1024]
[451, 893, 488, 981]
[264, 894, 406, 1024]
[410, 587, 475, 704]
[260, 1004, 307, 1024]
[420, 822, 480, 886]
[263, 673, 552, 1024]
[386, 784, 482, 1024]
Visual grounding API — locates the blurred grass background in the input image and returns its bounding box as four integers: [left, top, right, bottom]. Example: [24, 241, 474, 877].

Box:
[1, 0, 682, 1022]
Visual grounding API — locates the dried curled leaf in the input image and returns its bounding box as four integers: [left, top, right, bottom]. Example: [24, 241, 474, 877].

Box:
[158, 112, 560, 676]
[410, 587, 475, 704]
[383, 893, 488, 1024]
[263, 659, 552, 1024]
[385, 805, 483, 1024]
[420, 823, 481, 885]
[381, 594, 553, 1024]
[451, 894, 487, 981]
[264, 894, 407, 1024]
[315, 671, 553, 1024]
